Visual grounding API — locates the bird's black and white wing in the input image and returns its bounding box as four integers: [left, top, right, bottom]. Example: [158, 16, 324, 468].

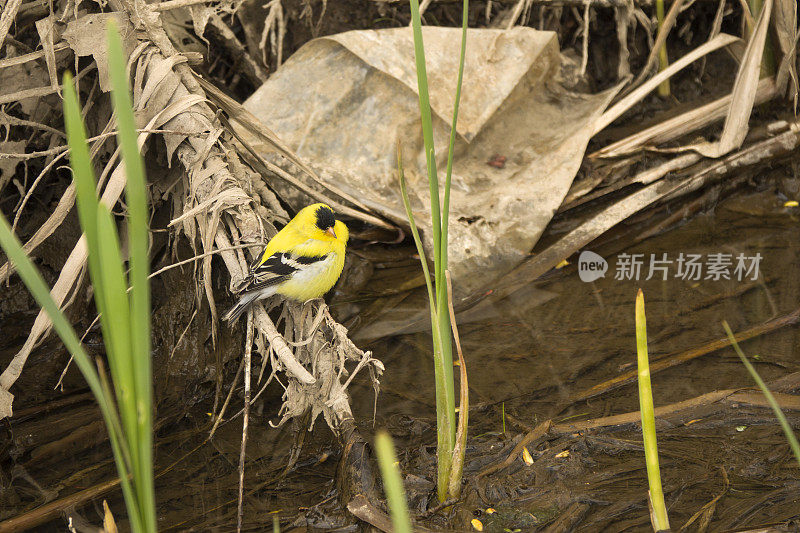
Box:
[234, 251, 330, 294]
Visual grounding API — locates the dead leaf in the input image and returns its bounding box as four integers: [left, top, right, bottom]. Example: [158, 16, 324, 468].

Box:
[593, 33, 740, 135]
[35, 16, 61, 91]
[685, 0, 774, 157]
[102, 501, 118, 533]
[522, 446, 534, 465]
[0, 141, 26, 192]
[63, 13, 136, 92]
[627, 0, 687, 91]
[0, 60, 51, 118]
[189, 5, 214, 39]
[594, 77, 779, 159]
[773, 0, 798, 107]
[0, 386, 12, 419]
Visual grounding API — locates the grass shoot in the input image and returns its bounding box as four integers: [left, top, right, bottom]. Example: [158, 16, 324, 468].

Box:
[375, 431, 413, 533]
[399, 0, 469, 502]
[723, 321, 800, 467]
[0, 22, 156, 532]
[635, 289, 670, 532]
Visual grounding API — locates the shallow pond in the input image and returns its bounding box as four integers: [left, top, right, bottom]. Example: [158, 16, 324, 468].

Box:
[2, 180, 799, 531]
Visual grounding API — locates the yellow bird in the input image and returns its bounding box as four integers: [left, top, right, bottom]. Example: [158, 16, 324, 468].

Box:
[223, 203, 349, 323]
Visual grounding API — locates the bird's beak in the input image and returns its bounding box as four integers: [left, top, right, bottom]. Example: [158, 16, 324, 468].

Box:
[325, 227, 337, 239]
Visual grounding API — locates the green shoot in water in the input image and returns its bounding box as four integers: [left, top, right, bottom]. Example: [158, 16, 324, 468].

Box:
[723, 321, 800, 467]
[399, 0, 469, 502]
[375, 431, 413, 533]
[635, 290, 670, 532]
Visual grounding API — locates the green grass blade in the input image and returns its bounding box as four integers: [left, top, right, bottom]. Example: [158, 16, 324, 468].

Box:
[439, 0, 468, 275]
[398, 143, 452, 500]
[375, 431, 413, 533]
[0, 212, 141, 530]
[436, 292, 455, 442]
[635, 289, 670, 532]
[407, 0, 468, 500]
[723, 321, 800, 467]
[432, 323, 451, 502]
[408, 0, 442, 276]
[96, 203, 138, 460]
[107, 21, 156, 532]
[62, 68, 144, 529]
[397, 144, 437, 317]
[62, 72, 106, 318]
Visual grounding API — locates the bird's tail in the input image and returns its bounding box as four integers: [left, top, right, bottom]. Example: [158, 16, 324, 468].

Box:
[222, 292, 262, 324]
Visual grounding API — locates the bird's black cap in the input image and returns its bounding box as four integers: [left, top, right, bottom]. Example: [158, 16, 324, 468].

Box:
[315, 205, 336, 230]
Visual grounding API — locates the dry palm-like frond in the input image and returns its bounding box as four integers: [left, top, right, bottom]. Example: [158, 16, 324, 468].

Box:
[0, 0, 383, 437]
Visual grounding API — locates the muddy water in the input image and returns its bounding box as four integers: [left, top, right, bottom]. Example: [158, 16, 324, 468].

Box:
[2, 182, 799, 531]
[338, 182, 800, 530]
[347, 186, 800, 425]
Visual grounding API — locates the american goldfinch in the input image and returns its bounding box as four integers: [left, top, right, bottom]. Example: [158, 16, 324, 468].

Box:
[223, 203, 349, 323]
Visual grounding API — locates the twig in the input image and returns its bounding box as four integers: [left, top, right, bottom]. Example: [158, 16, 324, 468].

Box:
[149, 0, 213, 10]
[571, 307, 800, 403]
[237, 312, 254, 533]
[214, 231, 316, 385]
[417, 497, 460, 519]
[613, 1, 632, 79]
[209, 356, 246, 439]
[580, 0, 590, 76]
[505, 0, 531, 28]
[445, 270, 468, 498]
[477, 420, 552, 477]
[168, 309, 197, 360]
[0, 477, 121, 533]
[418, 0, 434, 16]
[372, 0, 719, 6]
[227, 366, 277, 421]
[147, 243, 264, 280]
[555, 389, 800, 434]
[54, 312, 103, 391]
[678, 467, 729, 532]
[348, 494, 437, 533]
[0, 111, 66, 137]
[0, 0, 23, 52]
[627, 0, 686, 92]
[0, 128, 204, 160]
[0, 85, 60, 106]
[0, 42, 69, 70]
[259, 0, 286, 67]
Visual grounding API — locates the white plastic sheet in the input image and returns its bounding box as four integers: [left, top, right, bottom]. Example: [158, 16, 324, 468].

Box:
[244, 26, 618, 293]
